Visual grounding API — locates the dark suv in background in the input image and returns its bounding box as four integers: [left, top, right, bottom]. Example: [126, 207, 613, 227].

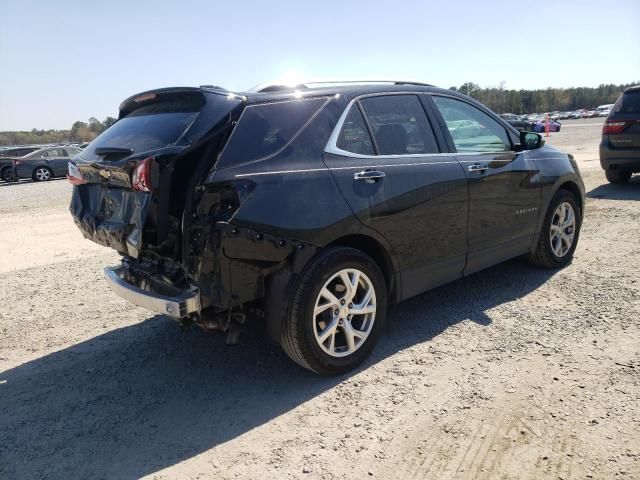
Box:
[69, 81, 584, 374]
[600, 85, 640, 183]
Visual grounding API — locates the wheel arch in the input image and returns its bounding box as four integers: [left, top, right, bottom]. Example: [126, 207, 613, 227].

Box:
[326, 233, 400, 304]
[530, 175, 585, 252]
[264, 231, 400, 344]
[556, 180, 584, 216]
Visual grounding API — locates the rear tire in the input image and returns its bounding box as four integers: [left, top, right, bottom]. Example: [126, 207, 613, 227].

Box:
[528, 189, 581, 268]
[605, 169, 631, 184]
[1, 167, 14, 182]
[32, 166, 53, 182]
[281, 246, 387, 375]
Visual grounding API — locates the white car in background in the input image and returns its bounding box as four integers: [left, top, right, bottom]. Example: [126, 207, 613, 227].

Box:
[597, 104, 614, 117]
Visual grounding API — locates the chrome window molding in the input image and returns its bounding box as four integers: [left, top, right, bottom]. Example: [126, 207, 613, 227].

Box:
[324, 91, 442, 159]
[324, 90, 520, 159]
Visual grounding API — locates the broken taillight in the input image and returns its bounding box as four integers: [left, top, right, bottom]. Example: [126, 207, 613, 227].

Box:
[132, 156, 153, 192]
[67, 162, 86, 185]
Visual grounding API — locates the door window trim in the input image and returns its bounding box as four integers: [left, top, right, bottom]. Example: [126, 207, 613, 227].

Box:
[325, 92, 446, 159]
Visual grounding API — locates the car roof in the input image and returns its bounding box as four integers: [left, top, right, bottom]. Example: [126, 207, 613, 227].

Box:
[203, 81, 458, 104]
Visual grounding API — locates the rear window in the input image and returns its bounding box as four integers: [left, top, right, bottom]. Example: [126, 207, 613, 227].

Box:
[81, 111, 198, 159]
[76, 91, 223, 162]
[218, 97, 327, 167]
[613, 91, 640, 114]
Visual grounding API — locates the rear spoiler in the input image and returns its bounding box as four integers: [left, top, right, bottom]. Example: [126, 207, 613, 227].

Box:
[118, 87, 207, 118]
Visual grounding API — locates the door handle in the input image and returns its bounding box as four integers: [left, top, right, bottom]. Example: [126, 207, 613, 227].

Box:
[467, 163, 488, 173]
[354, 170, 385, 183]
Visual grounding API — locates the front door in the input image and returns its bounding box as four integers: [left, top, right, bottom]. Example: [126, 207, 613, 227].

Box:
[324, 94, 469, 300]
[431, 95, 541, 274]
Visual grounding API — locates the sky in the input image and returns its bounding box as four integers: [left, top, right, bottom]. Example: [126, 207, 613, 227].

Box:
[0, 0, 639, 131]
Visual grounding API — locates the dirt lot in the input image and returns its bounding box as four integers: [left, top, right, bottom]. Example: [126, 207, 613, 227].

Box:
[1, 118, 639, 480]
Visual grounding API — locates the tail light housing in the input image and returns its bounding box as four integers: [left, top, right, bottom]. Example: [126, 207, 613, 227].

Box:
[132, 156, 153, 192]
[602, 121, 631, 134]
[67, 162, 86, 185]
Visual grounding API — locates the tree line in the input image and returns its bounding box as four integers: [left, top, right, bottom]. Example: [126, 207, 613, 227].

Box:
[449, 81, 638, 114]
[0, 116, 116, 147]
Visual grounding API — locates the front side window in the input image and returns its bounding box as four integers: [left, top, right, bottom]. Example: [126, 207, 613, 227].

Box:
[433, 96, 511, 153]
[359, 95, 438, 155]
[336, 105, 375, 155]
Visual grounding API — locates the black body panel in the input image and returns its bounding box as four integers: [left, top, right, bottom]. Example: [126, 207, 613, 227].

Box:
[68, 82, 585, 338]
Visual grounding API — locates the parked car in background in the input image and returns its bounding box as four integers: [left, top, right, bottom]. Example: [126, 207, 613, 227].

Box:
[0, 146, 42, 182]
[68, 81, 584, 374]
[532, 119, 561, 133]
[13, 146, 82, 181]
[499, 113, 531, 131]
[568, 111, 582, 119]
[600, 85, 640, 183]
[597, 104, 614, 117]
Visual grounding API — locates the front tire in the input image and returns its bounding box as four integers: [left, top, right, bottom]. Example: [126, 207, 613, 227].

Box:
[281, 247, 388, 375]
[528, 189, 581, 268]
[33, 166, 53, 182]
[605, 169, 631, 184]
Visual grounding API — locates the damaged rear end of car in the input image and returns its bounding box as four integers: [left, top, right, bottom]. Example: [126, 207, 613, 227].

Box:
[70, 87, 249, 325]
[69, 86, 335, 341]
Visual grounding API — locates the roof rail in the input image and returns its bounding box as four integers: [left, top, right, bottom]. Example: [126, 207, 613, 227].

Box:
[248, 80, 434, 93]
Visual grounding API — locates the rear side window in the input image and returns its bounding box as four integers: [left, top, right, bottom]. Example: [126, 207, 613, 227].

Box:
[336, 105, 375, 155]
[613, 91, 640, 114]
[433, 96, 511, 153]
[219, 97, 327, 166]
[359, 95, 439, 155]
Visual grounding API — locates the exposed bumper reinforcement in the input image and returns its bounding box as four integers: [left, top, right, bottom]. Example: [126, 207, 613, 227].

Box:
[104, 266, 201, 319]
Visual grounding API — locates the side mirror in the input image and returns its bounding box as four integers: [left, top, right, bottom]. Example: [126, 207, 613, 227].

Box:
[520, 131, 544, 150]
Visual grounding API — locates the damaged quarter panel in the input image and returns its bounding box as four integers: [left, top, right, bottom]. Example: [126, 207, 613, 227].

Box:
[191, 96, 363, 308]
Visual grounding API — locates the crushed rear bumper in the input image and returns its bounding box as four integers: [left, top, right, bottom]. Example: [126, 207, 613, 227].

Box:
[104, 265, 201, 319]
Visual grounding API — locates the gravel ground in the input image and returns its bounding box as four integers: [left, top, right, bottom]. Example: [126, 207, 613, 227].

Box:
[1, 121, 639, 479]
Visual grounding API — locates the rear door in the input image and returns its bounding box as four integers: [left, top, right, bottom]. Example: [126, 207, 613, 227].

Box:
[41, 148, 68, 176]
[324, 93, 469, 299]
[430, 94, 541, 274]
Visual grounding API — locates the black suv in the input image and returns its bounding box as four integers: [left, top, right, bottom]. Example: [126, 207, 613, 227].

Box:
[69, 81, 584, 374]
[600, 85, 640, 183]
